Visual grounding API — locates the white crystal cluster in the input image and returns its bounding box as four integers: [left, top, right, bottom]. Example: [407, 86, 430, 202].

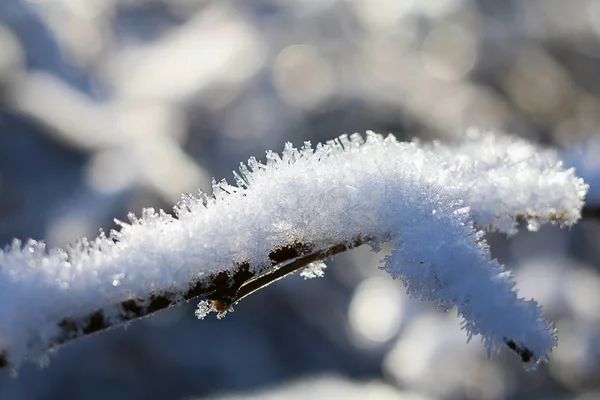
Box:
[425, 130, 587, 233]
[0, 131, 587, 370]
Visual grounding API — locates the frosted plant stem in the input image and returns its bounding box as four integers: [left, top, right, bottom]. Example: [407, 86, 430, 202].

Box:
[0, 235, 369, 371]
[0, 227, 556, 370]
[230, 235, 370, 309]
[0, 130, 587, 372]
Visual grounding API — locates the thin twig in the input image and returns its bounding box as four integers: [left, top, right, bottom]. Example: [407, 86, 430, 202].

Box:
[0, 235, 370, 370]
[582, 205, 600, 220]
[224, 235, 370, 311]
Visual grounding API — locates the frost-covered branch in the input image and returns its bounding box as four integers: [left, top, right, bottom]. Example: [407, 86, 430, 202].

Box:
[0, 131, 587, 372]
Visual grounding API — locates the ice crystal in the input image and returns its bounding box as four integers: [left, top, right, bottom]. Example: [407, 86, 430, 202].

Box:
[300, 261, 327, 279]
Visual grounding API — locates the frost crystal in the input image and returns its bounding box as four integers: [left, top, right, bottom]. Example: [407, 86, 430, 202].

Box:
[300, 261, 327, 279]
[424, 129, 588, 234]
[0, 131, 587, 371]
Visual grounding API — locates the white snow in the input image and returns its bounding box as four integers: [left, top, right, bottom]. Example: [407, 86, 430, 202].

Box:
[424, 129, 588, 234]
[562, 135, 600, 206]
[0, 131, 587, 370]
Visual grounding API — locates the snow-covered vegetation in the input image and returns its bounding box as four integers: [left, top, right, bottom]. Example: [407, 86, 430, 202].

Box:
[0, 131, 586, 372]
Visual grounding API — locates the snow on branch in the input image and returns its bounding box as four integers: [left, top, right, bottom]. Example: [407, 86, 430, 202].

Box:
[0, 131, 587, 372]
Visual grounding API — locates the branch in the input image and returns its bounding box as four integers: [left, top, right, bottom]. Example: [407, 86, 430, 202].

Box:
[581, 205, 600, 220]
[0, 235, 368, 368]
[0, 131, 587, 372]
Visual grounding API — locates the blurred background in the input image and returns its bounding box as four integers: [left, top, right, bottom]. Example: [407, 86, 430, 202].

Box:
[1, 0, 600, 399]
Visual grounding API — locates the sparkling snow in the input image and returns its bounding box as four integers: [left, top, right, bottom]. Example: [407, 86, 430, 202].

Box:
[0, 131, 587, 370]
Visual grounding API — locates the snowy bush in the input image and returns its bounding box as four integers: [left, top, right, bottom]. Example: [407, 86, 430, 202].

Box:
[0, 130, 587, 372]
